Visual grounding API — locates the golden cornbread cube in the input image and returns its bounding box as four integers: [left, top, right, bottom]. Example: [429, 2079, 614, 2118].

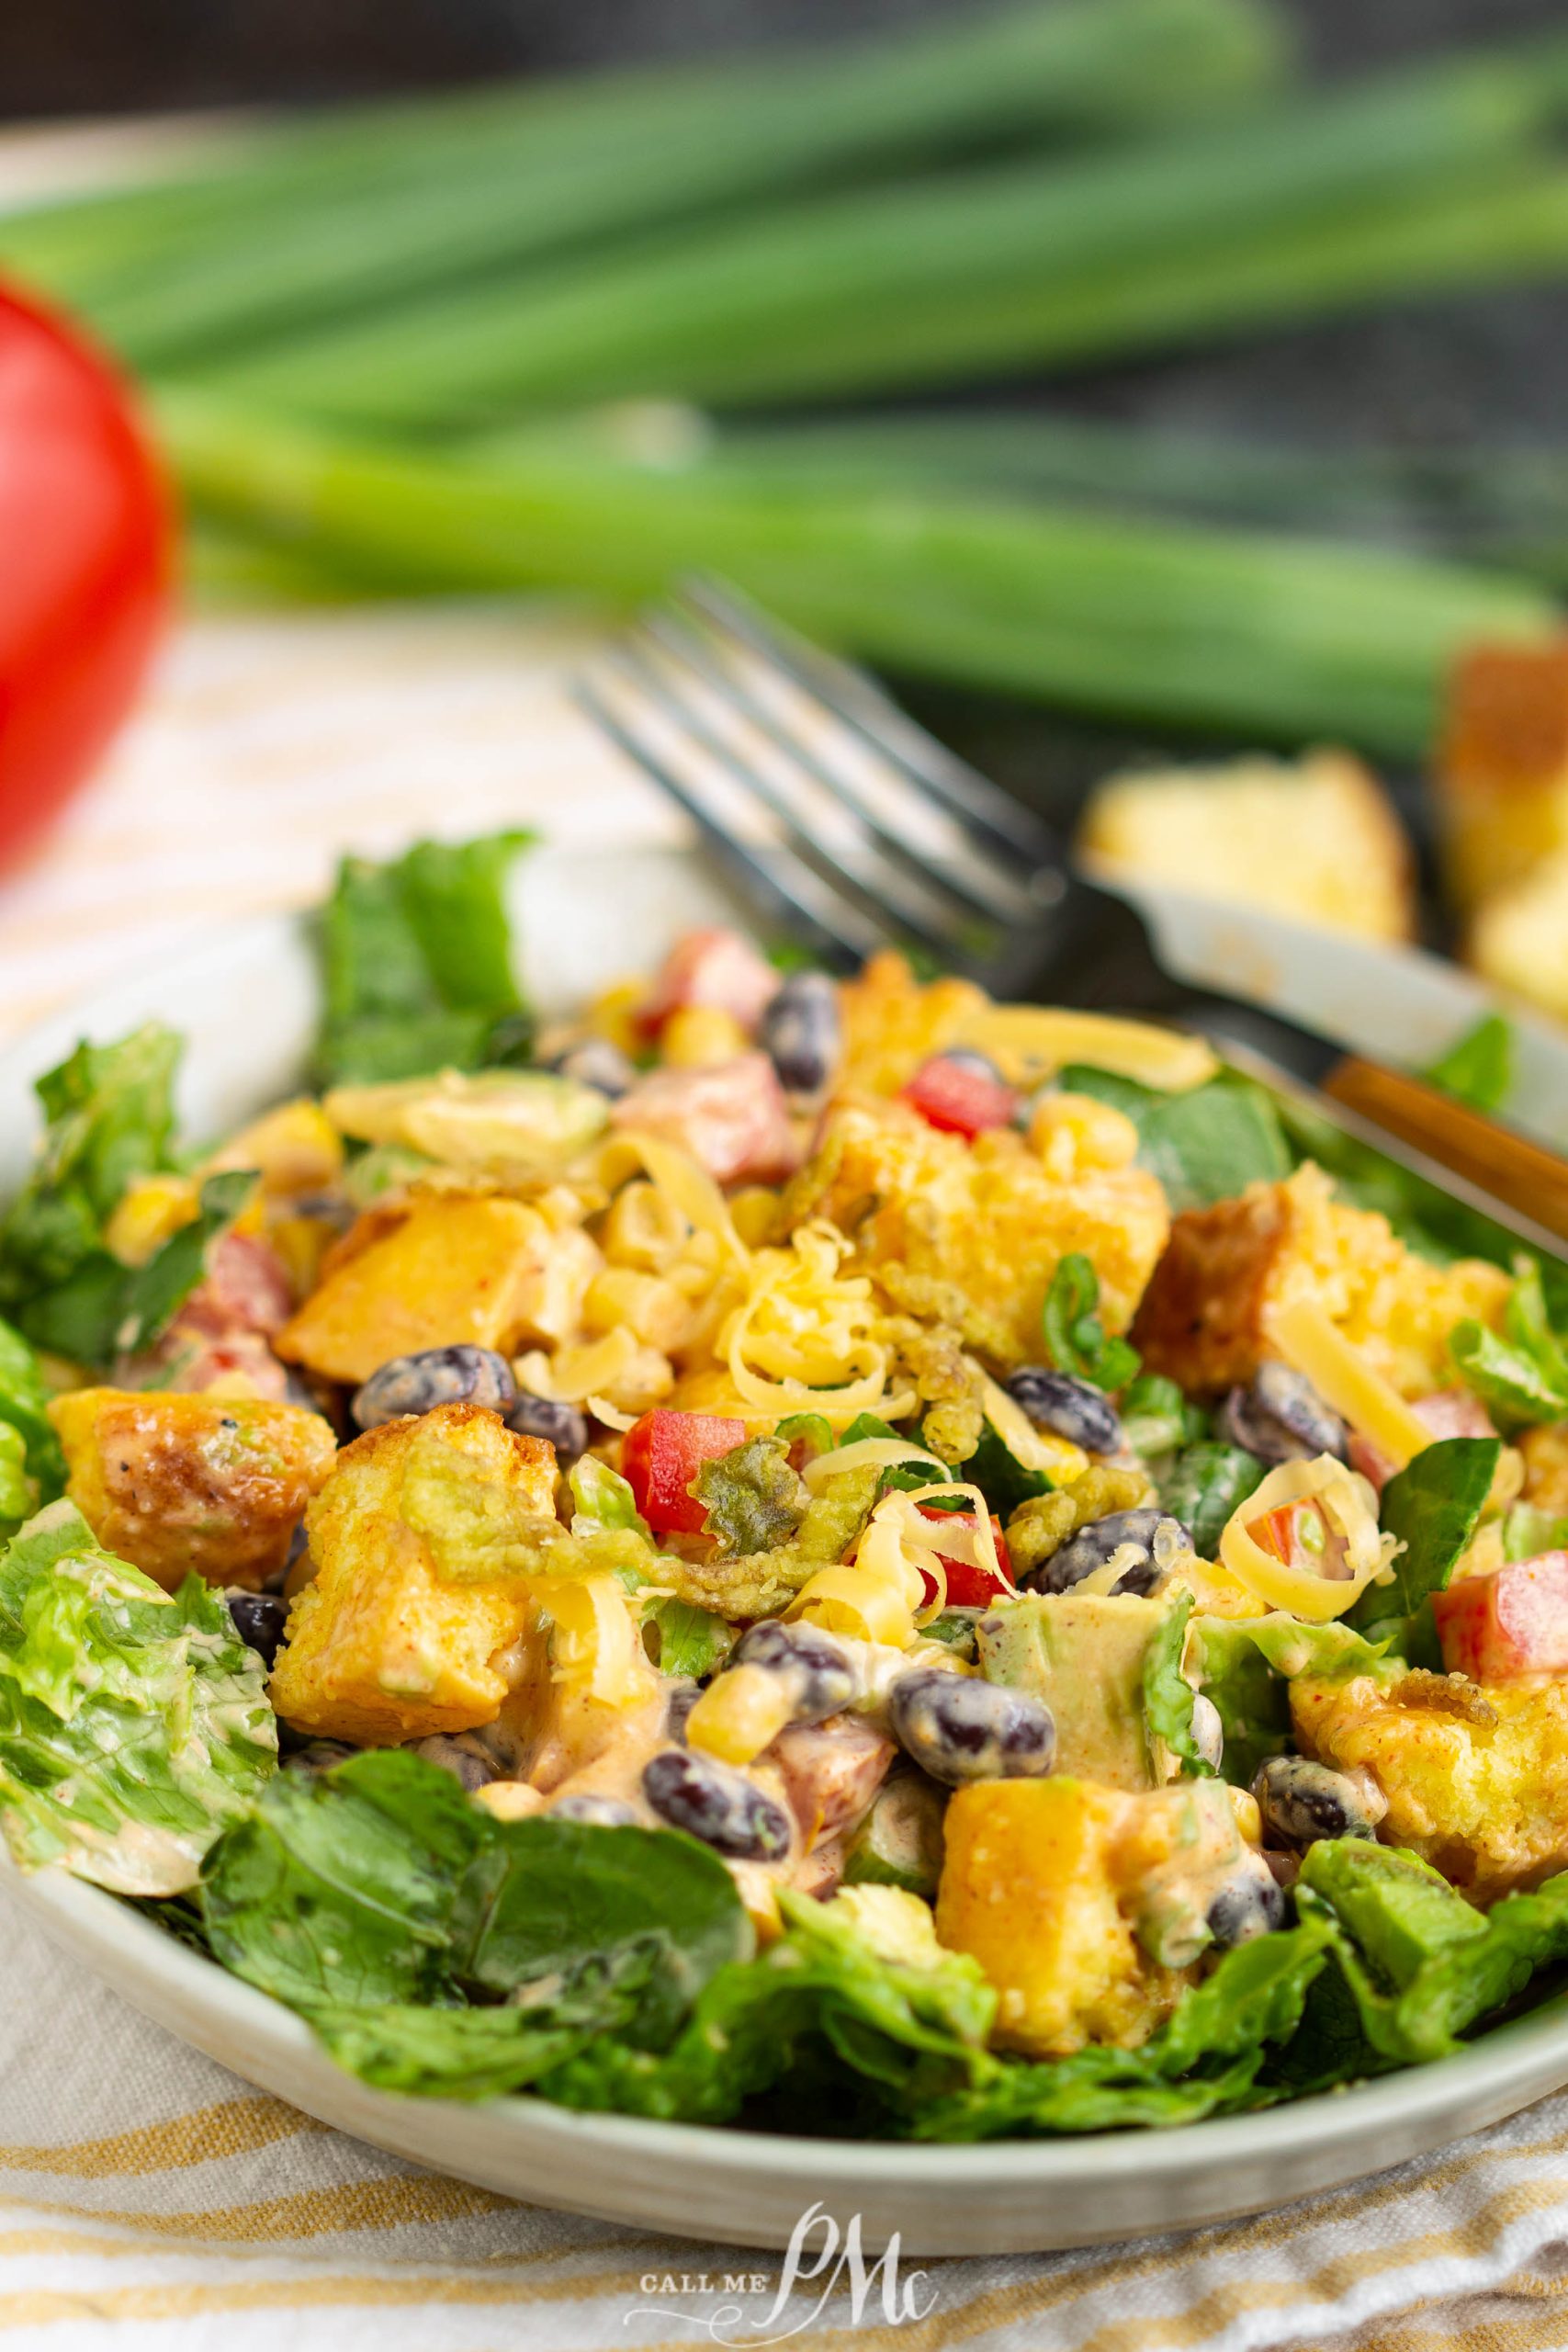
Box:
[1292, 1670, 1568, 1904]
[1079, 750, 1415, 944]
[1466, 851, 1568, 1026]
[50, 1388, 337, 1593]
[269, 1402, 558, 1746]
[936, 1778, 1185, 2056]
[276, 1193, 601, 1385]
[1437, 639, 1568, 913]
[837, 951, 992, 1097]
[1133, 1162, 1508, 1397]
[785, 1096, 1168, 1368]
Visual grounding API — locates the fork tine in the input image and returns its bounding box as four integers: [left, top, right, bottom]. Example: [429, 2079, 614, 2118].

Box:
[681, 576, 1059, 872]
[574, 661, 887, 967]
[635, 617, 998, 956]
[644, 605, 1035, 932]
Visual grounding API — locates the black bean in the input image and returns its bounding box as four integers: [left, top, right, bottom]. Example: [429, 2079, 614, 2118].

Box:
[547, 1037, 637, 1100]
[733, 1619, 857, 1720]
[351, 1344, 516, 1430]
[1023, 1507, 1193, 1598]
[506, 1390, 589, 1464]
[1005, 1365, 1124, 1455]
[757, 971, 841, 1094]
[662, 1679, 703, 1744]
[1216, 1363, 1348, 1466]
[641, 1747, 793, 1859]
[887, 1668, 1055, 1786]
[549, 1792, 642, 1827]
[226, 1589, 289, 1669]
[412, 1734, 502, 1793]
[284, 1738, 357, 1775]
[1254, 1755, 1382, 1848]
[1207, 1856, 1289, 1949]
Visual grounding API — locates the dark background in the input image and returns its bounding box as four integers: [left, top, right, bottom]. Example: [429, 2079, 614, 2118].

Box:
[5, 0, 1564, 912]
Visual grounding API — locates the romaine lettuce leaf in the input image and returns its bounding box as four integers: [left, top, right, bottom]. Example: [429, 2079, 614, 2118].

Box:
[307, 1955, 657, 2100]
[1043, 1253, 1138, 1393]
[316, 831, 534, 1087]
[1450, 1261, 1568, 1427]
[0, 1316, 64, 1534]
[20, 1169, 257, 1367]
[1141, 1590, 1215, 1777]
[642, 1594, 734, 1679]
[0, 1500, 275, 1894]
[1188, 1613, 1391, 1787]
[0, 1023, 183, 1332]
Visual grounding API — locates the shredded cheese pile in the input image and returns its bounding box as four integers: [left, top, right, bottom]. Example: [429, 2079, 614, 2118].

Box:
[1219, 1453, 1400, 1622]
[790, 1479, 999, 1644]
[719, 1221, 914, 1428]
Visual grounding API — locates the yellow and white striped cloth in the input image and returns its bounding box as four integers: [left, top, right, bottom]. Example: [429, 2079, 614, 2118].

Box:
[1, 605, 1568, 2348]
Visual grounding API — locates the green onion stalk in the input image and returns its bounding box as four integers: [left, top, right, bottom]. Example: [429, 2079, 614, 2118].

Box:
[1, 0, 1289, 368]
[161, 390, 1558, 761]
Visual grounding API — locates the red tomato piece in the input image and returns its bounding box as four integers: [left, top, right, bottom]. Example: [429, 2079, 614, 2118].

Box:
[902, 1056, 1017, 1138]
[638, 927, 781, 1038]
[622, 1408, 748, 1535]
[918, 1505, 1014, 1607]
[1433, 1552, 1568, 1680]
[0, 286, 172, 865]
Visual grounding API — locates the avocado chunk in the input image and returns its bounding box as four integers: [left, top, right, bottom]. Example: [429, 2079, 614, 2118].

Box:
[323, 1069, 609, 1180]
[843, 1770, 947, 1897]
[976, 1592, 1168, 1791]
[1299, 1839, 1487, 1991]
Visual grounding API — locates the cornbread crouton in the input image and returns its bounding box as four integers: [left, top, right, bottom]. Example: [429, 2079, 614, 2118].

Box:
[784, 1095, 1168, 1368]
[1292, 1669, 1568, 1902]
[268, 1402, 558, 1745]
[837, 951, 992, 1097]
[1466, 850, 1568, 1025]
[1437, 639, 1568, 912]
[1133, 1162, 1509, 1397]
[49, 1388, 336, 1592]
[1079, 749, 1414, 944]
[936, 1778, 1193, 2056]
[1520, 1422, 1568, 1518]
[276, 1193, 600, 1385]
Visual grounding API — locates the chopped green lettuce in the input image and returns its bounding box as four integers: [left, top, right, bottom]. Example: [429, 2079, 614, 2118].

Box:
[1043, 1253, 1139, 1393]
[1160, 1441, 1266, 1556]
[1348, 1436, 1500, 1651]
[1188, 1613, 1391, 1787]
[0, 1500, 275, 1894]
[1058, 1063, 1291, 1215]
[0, 1022, 184, 1340]
[1450, 1261, 1568, 1427]
[1121, 1373, 1205, 1463]
[641, 1594, 734, 1679]
[1421, 1013, 1514, 1115]
[1503, 1503, 1568, 1562]
[19, 1169, 257, 1367]
[1142, 1590, 1215, 1777]
[569, 1453, 650, 1538]
[316, 831, 534, 1086]
[0, 1316, 64, 1532]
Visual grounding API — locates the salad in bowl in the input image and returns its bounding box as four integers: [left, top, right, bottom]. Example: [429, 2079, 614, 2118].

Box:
[2, 827, 1567, 2145]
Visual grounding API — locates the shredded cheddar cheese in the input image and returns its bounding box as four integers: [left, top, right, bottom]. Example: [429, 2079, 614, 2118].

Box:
[1267, 1295, 1436, 1470]
[1219, 1454, 1399, 1622]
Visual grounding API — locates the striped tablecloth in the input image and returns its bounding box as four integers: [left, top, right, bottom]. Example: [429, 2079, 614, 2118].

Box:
[2, 603, 1568, 2348]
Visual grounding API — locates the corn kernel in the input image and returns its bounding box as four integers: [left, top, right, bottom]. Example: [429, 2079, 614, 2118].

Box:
[204, 1099, 344, 1194]
[583, 1265, 694, 1353]
[474, 1781, 547, 1823]
[267, 1213, 333, 1299]
[1226, 1787, 1263, 1847]
[729, 1187, 782, 1249]
[104, 1175, 200, 1267]
[1027, 1091, 1140, 1182]
[588, 979, 651, 1057]
[661, 1004, 750, 1068]
[684, 1665, 794, 1765]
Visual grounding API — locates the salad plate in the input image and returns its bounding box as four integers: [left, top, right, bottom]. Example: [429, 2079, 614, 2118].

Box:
[5, 838, 1568, 2257]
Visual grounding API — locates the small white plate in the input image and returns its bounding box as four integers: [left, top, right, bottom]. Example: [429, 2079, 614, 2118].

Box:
[4, 842, 1566, 2256]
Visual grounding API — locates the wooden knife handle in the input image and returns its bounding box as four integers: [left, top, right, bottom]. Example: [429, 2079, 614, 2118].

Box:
[1324, 1057, 1568, 1249]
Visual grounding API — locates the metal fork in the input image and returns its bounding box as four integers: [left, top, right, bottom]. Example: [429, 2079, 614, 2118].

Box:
[577, 577, 1568, 1260]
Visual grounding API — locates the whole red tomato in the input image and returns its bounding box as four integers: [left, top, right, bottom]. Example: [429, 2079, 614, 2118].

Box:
[0, 285, 172, 864]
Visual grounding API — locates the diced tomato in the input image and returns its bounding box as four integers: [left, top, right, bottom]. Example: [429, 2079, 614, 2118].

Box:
[918, 1505, 1014, 1607]
[638, 927, 780, 1038]
[611, 1051, 799, 1184]
[1246, 1498, 1350, 1580]
[902, 1056, 1018, 1138]
[1349, 1390, 1499, 1497]
[1433, 1552, 1568, 1680]
[622, 1408, 748, 1535]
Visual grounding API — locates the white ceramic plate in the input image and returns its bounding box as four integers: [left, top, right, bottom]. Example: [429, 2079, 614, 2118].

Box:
[5, 841, 1568, 2257]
